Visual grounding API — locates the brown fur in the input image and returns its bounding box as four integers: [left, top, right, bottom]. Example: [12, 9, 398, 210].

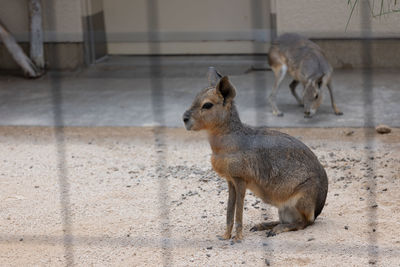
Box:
[268, 33, 343, 117]
[183, 69, 328, 241]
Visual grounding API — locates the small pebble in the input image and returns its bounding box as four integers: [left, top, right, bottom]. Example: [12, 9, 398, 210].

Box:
[344, 226, 349, 230]
[265, 259, 271, 266]
[375, 124, 391, 134]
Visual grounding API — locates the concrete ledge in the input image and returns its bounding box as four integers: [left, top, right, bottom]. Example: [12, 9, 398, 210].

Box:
[313, 39, 400, 68]
[1, 39, 400, 70]
[0, 43, 85, 71]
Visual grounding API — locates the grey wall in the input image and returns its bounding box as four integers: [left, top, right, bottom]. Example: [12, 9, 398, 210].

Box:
[0, 0, 86, 70]
[103, 0, 273, 54]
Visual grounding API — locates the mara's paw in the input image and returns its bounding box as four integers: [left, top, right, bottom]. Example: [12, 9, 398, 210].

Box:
[266, 230, 277, 237]
[233, 233, 243, 242]
[250, 226, 259, 232]
[217, 232, 231, 241]
[250, 222, 278, 232]
[273, 110, 284, 117]
[267, 223, 303, 237]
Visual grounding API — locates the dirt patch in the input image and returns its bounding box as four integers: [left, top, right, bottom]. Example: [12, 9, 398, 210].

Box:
[0, 127, 399, 266]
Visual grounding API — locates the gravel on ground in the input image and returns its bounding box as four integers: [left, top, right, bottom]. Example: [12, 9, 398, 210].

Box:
[0, 127, 399, 266]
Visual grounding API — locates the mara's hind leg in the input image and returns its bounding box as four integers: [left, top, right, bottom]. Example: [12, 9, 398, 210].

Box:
[250, 221, 280, 232]
[327, 81, 343, 115]
[289, 80, 303, 106]
[267, 197, 315, 237]
[268, 63, 287, 116]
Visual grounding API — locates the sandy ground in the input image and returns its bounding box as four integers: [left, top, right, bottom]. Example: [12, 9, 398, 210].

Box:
[0, 126, 399, 266]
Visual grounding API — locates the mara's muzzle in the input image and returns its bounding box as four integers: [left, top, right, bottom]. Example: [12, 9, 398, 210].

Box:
[183, 110, 192, 130]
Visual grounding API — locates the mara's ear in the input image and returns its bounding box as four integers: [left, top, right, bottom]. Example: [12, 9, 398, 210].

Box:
[216, 76, 236, 105]
[207, 66, 222, 87]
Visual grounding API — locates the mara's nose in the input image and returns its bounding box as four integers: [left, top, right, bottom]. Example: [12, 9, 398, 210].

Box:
[304, 111, 311, 118]
[183, 110, 190, 123]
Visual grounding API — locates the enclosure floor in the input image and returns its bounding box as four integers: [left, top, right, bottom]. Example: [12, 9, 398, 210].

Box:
[0, 126, 399, 266]
[0, 58, 399, 128]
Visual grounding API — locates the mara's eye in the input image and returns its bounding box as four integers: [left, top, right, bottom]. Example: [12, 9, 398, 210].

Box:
[314, 93, 319, 100]
[202, 102, 214, 110]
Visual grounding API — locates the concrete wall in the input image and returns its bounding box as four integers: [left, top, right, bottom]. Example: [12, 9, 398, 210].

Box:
[313, 39, 400, 68]
[0, 1, 30, 37]
[275, 0, 400, 68]
[1, 0, 399, 69]
[81, 0, 108, 63]
[103, 0, 272, 54]
[0, 43, 85, 71]
[0, 0, 85, 70]
[276, 0, 400, 38]
[0, 0, 83, 42]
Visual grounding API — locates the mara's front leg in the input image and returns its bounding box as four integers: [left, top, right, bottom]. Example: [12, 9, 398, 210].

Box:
[218, 181, 236, 240]
[233, 178, 246, 241]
